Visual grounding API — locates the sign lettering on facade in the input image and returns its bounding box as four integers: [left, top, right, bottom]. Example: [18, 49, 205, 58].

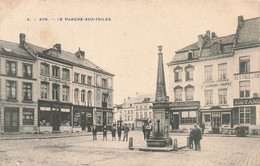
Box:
[233, 98, 260, 106]
[169, 101, 200, 107]
[202, 82, 231, 88]
[40, 76, 70, 85]
[234, 72, 260, 80]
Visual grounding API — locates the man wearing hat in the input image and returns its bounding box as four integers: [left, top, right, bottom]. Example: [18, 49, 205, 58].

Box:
[193, 123, 202, 151]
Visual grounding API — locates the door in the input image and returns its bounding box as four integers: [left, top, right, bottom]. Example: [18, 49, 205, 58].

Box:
[171, 113, 179, 130]
[81, 111, 86, 130]
[222, 113, 231, 128]
[4, 108, 19, 132]
[52, 107, 60, 131]
[212, 113, 220, 134]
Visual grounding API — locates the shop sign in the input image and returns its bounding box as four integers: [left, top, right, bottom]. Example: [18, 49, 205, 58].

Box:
[72, 83, 94, 89]
[202, 82, 231, 88]
[233, 97, 260, 106]
[212, 113, 220, 117]
[40, 76, 70, 85]
[200, 108, 232, 112]
[169, 101, 200, 107]
[234, 72, 260, 80]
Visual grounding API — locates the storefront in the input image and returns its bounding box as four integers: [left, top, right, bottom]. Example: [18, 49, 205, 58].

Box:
[233, 97, 259, 135]
[95, 108, 113, 131]
[73, 105, 93, 132]
[200, 107, 233, 134]
[38, 100, 72, 133]
[169, 101, 200, 132]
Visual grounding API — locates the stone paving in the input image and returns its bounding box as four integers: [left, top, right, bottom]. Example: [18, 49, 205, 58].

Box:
[0, 131, 259, 166]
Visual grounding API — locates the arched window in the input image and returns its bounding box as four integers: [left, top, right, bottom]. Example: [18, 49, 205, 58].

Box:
[81, 90, 86, 103]
[87, 91, 92, 106]
[187, 51, 193, 60]
[74, 88, 79, 103]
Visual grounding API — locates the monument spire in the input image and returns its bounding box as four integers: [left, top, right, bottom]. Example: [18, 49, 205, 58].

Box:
[155, 45, 167, 102]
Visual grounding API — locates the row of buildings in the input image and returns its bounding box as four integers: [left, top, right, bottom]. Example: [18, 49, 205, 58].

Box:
[0, 34, 114, 134]
[114, 16, 260, 135]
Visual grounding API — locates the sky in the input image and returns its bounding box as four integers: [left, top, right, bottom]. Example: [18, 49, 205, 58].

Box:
[0, 0, 259, 104]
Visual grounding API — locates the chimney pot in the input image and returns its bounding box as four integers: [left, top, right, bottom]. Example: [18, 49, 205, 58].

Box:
[19, 33, 26, 47]
[238, 15, 244, 28]
[53, 43, 61, 53]
[211, 32, 217, 38]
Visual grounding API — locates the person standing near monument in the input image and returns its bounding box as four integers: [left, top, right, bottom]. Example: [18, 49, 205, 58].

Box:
[142, 123, 146, 140]
[111, 125, 116, 141]
[123, 124, 130, 142]
[103, 125, 107, 141]
[117, 125, 122, 141]
[193, 124, 202, 151]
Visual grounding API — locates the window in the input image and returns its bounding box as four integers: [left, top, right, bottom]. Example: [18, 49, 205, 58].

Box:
[218, 63, 227, 80]
[62, 86, 69, 101]
[61, 108, 70, 126]
[23, 63, 32, 78]
[174, 87, 183, 101]
[87, 76, 92, 85]
[128, 115, 130, 121]
[108, 112, 113, 125]
[6, 61, 17, 76]
[23, 108, 34, 125]
[39, 107, 51, 126]
[6, 80, 17, 100]
[181, 111, 196, 124]
[240, 81, 250, 98]
[73, 110, 81, 126]
[52, 84, 60, 100]
[40, 63, 49, 75]
[81, 75, 86, 84]
[52, 66, 60, 78]
[205, 65, 213, 82]
[239, 56, 250, 73]
[87, 91, 92, 106]
[188, 52, 193, 60]
[239, 107, 251, 124]
[144, 112, 147, 118]
[149, 112, 152, 119]
[218, 89, 227, 104]
[185, 86, 194, 101]
[174, 67, 182, 82]
[74, 73, 79, 83]
[185, 66, 194, 81]
[131, 115, 133, 121]
[140, 112, 143, 118]
[81, 90, 86, 103]
[102, 79, 107, 88]
[131, 110, 133, 114]
[136, 106, 139, 110]
[22, 82, 32, 101]
[136, 112, 139, 118]
[205, 90, 213, 105]
[74, 89, 79, 103]
[62, 68, 70, 80]
[41, 82, 49, 99]
[102, 93, 108, 107]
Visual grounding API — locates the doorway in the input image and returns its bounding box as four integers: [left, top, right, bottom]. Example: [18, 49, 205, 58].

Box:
[171, 113, 179, 130]
[81, 111, 86, 130]
[4, 108, 19, 132]
[212, 113, 220, 134]
[52, 107, 60, 131]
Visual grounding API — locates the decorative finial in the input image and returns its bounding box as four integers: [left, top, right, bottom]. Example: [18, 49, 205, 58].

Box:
[158, 45, 163, 52]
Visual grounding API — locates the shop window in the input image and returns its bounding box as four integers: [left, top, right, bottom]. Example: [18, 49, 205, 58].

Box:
[52, 66, 60, 78]
[202, 114, 211, 126]
[6, 60, 17, 76]
[81, 90, 86, 104]
[96, 111, 102, 125]
[174, 67, 182, 82]
[6, 80, 17, 100]
[73, 111, 81, 126]
[218, 89, 227, 105]
[22, 82, 32, 101]
[205, 90, 213, 105]
[62, 86, 69, 101]
[174, 86, 183, 101]
[181, 111, 196, 124]
[185, 85, 194, 101]
[40, 63, 50, 76]
[239, 56, 250, 74]
[205, 65, 213, 82]
[239, 107, 251, 124]
[62, 68, 70, 80]
[41, 82, 49, 99]
[87, 76, 92, 85]
[87, 91, 92, 106]
[239, 81, 250, 98]
[52, 84, 60, 101]
[23, 108, 34, 125]
[61, 108, 70, 126]
[218, 63, 227, 80]
[74, 89, 79, 104]
[39, 107, 51, 126]
[74, 73, 79, 83]
[222, 113, 231, 126]
[107, 112, 113, 125]
[185, 65, 194, 81]
[81, 75, 86, 84]
[23, 63, 32, 78]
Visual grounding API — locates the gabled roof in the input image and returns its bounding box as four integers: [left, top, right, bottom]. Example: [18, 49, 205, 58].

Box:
[0, 40, 36, 60]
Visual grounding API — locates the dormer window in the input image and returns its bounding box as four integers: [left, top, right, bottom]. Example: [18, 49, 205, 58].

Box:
[187, 51, 193, 60]
[211, 42, 222, 55]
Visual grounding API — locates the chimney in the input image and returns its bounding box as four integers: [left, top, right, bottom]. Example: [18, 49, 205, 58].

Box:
[75, 47, 85, 59]
[198, 35, 204, 48]
[211, 32, 217, 38]
[204, 30, 210, 40]
[53, 43, 61, 53]
[238, 15, 244, 28]
[19, 33, 26, 47]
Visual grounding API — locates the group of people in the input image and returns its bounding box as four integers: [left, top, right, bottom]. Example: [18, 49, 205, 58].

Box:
[142, 123, 152, 140]
[92, 124, 130, 141]
[189, 123, 203, 151]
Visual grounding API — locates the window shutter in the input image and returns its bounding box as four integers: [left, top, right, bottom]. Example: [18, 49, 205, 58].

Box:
[251, 107, 256, 125]
[233, 107, 239, 125]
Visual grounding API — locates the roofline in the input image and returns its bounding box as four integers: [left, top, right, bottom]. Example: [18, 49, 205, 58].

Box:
[0, 51, 37, 61]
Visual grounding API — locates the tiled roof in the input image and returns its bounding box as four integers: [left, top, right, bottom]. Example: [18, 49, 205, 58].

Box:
[0, 40, 36, 60]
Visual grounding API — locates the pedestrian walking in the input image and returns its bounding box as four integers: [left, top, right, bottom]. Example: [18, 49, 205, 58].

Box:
[189, 128, 194, 149]
[122, 124, 129, 142]
[117, 125, 122, 141]
[112, 126, 116, 141]
[201, 123, 205, 134]
[142, 124, 146, 140]
[145, 124, 151, 140]
[103, 125, 107, 141]
[93, 126, 97, 141]
[193, 124, 202, 151]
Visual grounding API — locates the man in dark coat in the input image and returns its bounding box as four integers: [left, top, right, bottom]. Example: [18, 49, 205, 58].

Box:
[103, 125, 107, 141]
[112, 126, 116, 141]
[142, 124, 146, 140]
[92, 126, 97, 141]
[122, 124, 130, 141]
[117, 125, 122, 141]
[193, 124, 202, 151]
[189, 128, 194, 149]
